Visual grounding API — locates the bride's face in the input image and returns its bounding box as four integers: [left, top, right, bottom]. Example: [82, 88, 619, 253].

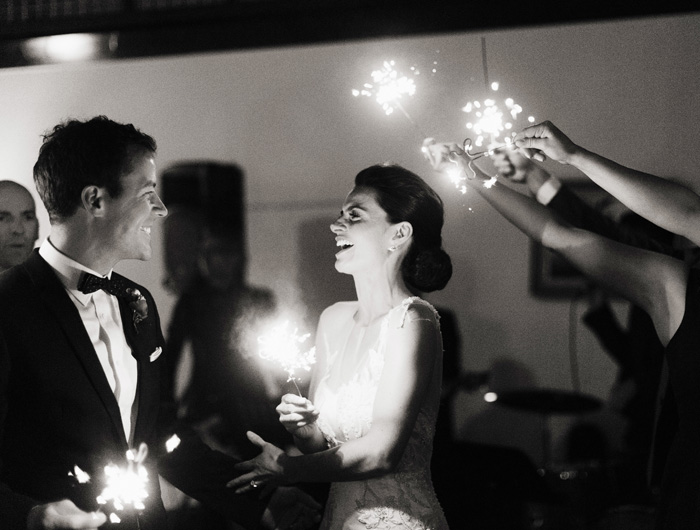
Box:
[330, 186, 394, 275]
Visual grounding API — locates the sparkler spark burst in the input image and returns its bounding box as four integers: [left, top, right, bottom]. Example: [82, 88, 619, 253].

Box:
[442, 164, 497, 194]
[69, 465, 91, 484]
[462, 83, 535, 150]
[258, 320, 316, 395]
[96, 443, 149, 516]
[352, 60, 418, 116]
[166, 434, 181, 453]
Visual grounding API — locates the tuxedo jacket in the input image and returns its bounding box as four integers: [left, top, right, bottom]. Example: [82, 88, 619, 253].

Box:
[0, 250, 266, 530]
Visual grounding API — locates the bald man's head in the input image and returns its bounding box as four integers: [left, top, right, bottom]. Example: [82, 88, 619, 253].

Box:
[0, 181, 39, 271]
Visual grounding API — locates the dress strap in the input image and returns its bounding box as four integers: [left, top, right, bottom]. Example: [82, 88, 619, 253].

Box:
[394, 296, 441, 330]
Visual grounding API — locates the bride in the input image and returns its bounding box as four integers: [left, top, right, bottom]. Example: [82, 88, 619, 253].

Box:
[228, 163, 452, 529]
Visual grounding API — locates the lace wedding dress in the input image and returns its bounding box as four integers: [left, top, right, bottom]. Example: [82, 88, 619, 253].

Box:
[313, 297, 449, 530]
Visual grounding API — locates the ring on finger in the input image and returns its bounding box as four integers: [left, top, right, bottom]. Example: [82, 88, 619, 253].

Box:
[250, 479, 259, 488]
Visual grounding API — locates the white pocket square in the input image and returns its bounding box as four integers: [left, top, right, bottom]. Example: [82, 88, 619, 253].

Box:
[149, 347, 162, 362]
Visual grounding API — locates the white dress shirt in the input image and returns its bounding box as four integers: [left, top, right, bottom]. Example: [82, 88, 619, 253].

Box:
[39, 239, 138, 444]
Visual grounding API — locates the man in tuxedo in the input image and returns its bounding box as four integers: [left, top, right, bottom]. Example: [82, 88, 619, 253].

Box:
[0, 116, 320, 530]
[0, 180, 39, 273]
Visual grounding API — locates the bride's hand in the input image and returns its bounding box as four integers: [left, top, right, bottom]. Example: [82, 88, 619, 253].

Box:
[229, 431, 290, 494]
[276, 393, 320, 440]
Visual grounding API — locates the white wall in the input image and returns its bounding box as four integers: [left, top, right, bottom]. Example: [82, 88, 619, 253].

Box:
[2, 13, 698, 466]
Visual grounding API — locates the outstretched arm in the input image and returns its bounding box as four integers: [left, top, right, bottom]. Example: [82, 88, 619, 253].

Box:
[425, 142, 688, 346]
[493, 147, 678, 257]
[514, 121, 700, 247]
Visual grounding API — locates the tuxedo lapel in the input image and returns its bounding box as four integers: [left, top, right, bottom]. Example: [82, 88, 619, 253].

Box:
[24, 252, 129, 449]
[115, 277, 160, 446]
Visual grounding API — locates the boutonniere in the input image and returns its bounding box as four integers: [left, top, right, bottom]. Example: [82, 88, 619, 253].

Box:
[125, 287, 148, 332]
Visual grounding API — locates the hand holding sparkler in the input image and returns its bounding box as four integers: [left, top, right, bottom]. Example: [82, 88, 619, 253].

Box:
[513, 120, 579, 164]
[27, 500, 107, 530]
[491, 146, 555, 198]
[422, 138, 461, 174]
[276, 393, 320, 441]
[491, 145, 529, 182]
[422, 138, 498, 193]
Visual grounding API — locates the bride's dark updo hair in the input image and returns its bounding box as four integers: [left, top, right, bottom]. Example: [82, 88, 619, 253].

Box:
[354, 163, 452, 293]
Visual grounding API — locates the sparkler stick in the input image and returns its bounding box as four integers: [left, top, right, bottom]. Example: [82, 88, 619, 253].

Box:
[257, 320, 316, 397]
[393, 100, 428, 140]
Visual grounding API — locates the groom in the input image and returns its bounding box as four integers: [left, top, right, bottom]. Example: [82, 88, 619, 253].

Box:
[0, 116, 319, 530]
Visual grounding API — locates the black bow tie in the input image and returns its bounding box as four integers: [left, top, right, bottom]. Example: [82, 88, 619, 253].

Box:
[77, 272, 129, 298]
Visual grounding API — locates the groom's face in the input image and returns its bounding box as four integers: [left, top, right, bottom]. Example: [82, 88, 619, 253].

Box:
[100, 150, 167, 262]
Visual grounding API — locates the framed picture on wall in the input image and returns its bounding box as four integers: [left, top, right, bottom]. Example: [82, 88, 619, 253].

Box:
[529, 242, 592, 297]
[528, 181, 619, 298]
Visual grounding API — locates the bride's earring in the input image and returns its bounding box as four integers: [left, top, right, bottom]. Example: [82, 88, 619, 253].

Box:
[388, 245, 397, 252]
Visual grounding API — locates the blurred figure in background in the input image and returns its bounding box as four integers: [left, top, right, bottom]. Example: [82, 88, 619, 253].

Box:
[166, 221, 290, 460]
[162, 182, 327, 528]
[0, 180, 39, 272]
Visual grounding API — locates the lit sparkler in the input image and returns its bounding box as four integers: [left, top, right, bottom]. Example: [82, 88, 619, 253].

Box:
[68, 438, 184, 524]
[96, 443, 150, 521]
[461, 81, 535, 156]
[424, 80, 534, 192]
[69, 465, 91, 484]
[352, 60, 427, 139]
[257, 319, 316, 396]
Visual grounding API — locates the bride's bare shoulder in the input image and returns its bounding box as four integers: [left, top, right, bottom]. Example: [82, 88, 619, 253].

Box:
[319, 300, 358, 325]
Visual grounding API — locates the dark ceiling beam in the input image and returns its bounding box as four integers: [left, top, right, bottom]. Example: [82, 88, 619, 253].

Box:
[1, 1, 697, 68]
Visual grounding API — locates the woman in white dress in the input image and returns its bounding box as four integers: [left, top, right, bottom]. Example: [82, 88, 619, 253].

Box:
[228, 164, 452, 530]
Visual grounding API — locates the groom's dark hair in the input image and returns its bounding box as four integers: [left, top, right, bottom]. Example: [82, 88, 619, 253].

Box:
[33, 115, 157, 223]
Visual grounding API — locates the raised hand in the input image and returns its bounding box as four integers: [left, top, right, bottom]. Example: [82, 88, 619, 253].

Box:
[491, 146, 531, 182]
[27, 500, 107, 530]
[421, 138, 462, 173]
[514, 121, 579, 164]
[491, 147, 554, 197]
[422, 138, 498, 186]
[276, 393, 320, 440]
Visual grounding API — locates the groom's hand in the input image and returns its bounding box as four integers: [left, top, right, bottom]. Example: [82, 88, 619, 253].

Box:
[261, 486, 322, 530]
[27, 499, 107, 529]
